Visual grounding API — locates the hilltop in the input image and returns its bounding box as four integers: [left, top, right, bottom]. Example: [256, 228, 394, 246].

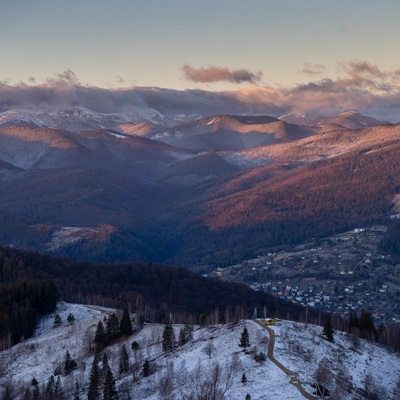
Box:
[0, 302, 399, 399]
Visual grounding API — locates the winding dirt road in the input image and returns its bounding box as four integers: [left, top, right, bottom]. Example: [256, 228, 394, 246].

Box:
[255, 321, 318, 400]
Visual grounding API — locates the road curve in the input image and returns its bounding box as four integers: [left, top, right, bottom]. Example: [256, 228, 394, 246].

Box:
[254, 321, 318, 400]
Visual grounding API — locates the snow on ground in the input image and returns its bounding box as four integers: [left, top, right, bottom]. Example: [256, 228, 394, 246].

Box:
[1, 303, 399, 399]
[272, 320, 400, 399]
[106, 131, 127, 139]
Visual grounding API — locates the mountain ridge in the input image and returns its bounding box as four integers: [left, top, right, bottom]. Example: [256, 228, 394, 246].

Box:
[0, 110, 399, 267]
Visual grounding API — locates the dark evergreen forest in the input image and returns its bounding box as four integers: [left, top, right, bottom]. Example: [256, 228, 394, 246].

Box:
[0, 245, 318, 329]
[0, 280, 57, 349]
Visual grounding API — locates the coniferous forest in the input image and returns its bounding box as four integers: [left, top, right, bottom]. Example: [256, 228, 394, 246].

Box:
[0, 280, 57, 349]
[0, 244, 317, 335]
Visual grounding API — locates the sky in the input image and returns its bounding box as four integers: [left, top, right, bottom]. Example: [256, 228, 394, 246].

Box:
[1, 0, 400, 120]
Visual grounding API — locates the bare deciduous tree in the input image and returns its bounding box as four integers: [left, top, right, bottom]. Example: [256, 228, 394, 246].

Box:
[159, 361, 175, 400]
[131, 348, 144, 382]
[364, 372, 389, 400]
[177, 355, 241, 400]
[330, 364, 352, 400]
[314, 357, 332, 397]
[203, 341, 216, 359]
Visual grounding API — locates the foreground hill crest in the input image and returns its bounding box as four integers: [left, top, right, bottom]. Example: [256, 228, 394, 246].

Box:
[1, 302, 398, 399]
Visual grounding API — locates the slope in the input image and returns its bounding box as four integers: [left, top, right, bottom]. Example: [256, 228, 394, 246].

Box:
[143, 114, 316, 151]
[0, 303, 398, 399]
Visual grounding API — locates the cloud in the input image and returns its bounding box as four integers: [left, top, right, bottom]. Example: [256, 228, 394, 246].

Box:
[301, 63, 326, 76]
[182, 64, 262, 84]
[1, 61, 400, 122]
[46, 68, 80, 86]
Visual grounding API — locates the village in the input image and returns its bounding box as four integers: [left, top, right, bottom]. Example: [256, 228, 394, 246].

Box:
[209, 226, 400, 325]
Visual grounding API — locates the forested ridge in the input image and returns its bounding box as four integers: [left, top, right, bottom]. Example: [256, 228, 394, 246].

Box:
[0, 245, 319, 328]
[39, 138, 400, 267]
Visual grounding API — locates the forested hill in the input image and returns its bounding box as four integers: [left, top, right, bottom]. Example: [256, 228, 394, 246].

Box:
[0, 245, 319, 326]
[0, 280, 57, 349]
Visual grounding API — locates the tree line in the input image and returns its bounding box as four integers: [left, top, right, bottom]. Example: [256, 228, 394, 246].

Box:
[0, 280, 57, 349]
[0, 245, 320, 328]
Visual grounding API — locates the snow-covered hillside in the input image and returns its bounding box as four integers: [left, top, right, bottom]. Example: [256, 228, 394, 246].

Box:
[0, 107, 170, 131]
[0, 303, 399, 399]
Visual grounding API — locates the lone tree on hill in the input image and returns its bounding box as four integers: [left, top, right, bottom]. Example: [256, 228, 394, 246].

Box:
[239, 327, 250, 349]
[203, 341, 216, 359]
[322, 314, 334, 342]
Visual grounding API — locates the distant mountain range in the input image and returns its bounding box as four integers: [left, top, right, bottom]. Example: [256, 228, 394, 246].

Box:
[278, 110, 391, 129]
[0, 107, 399, 267]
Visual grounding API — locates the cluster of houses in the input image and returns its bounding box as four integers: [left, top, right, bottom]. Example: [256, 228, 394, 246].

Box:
[212, 226, 400, 324]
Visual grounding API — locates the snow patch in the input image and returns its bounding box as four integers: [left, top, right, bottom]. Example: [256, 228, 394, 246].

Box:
[106, 130, 127, 139]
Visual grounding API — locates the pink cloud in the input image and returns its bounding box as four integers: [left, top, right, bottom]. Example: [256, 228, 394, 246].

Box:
[182, 64, 262, 84]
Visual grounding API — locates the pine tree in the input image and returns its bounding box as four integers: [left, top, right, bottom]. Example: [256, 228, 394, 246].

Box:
[322, 314, 334, 342]
[119, 309, 133, 337]
[239, 327, 250, 349]
[348, 309, 359, 332]
[31, 378, 40, 400]
[55, 376, 64, 400]
[67, 313, 76, 323]
[53, 314, 62, 327]
[46, 375, 55, 400]
[102, 354, 117, 400]
[245, 394, 251, 400]
[64, 350, 77, 375]
[184, 324, 194, 342]
[22, 388, 32, 400]
[131, 341, 140, 351]
[179, 324, 193, 346]
[138, 315, 145, 328]
[359, 309, 375, 333]
[87, 355, 101, 400]
[241, 373, 247, 384]
[94, 321, 106, 354]
[119, 344, 129, 375]
[198, 313, 206, 327]
[178, 327, 186, 346]
[1, 382, 14, 400]
[162, 323, 175, 352]
[142, 359, 151, 377]
[32, 384, 40, 400]
[74, 380, 81, 400]
[106, 313, 120, 343]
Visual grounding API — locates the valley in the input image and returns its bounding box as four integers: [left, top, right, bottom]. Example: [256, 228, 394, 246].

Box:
[1, 108, 400, 270]
[209, 225, 400, 324]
